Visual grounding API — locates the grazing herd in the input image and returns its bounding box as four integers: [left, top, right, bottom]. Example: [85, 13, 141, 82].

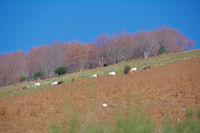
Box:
[22, 65, 151, 90]
[23, 81, 63, 90]
[22, 65, 151, 110]
[90, 65, 151, 79]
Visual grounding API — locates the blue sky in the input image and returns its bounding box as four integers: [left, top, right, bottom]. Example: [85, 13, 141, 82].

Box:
[0, 0, 200, 53]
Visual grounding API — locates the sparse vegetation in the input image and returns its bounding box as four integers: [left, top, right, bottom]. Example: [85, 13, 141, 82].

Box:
[49, 123, 64, 133]
[186, 108, 194, 118]
[49, 105, 156, 133]
[124, 65, 131, 74]
[162, 118, 200, 133]
[48, 110, 200, 133]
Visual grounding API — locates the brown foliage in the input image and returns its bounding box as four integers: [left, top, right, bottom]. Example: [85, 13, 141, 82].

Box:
[0, 26, 195, 86]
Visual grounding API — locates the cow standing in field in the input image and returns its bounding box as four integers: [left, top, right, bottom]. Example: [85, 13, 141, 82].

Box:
[104, 64, 108, 67]
[32, 82, 40, 88]
[51, 81, 63, 86]
[130, 67, 137, 72]
[51, 81, 58, 86]
[142, 65, 151, 70]
[108, 72, 116, 76]
[23, 85, 29, 90]
[58, 81, 63, 84]
[91, 74, 97, 78]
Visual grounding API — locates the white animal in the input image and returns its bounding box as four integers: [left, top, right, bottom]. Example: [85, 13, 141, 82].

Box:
[102, 103, 108, 107]
[177, 117, 180, 123]
[130, 67, 137, 72]
[102, 103, 117, 108]
[91, 74, 97, 78]
[108, 72, 116, 76]
[33, 82, 40, 88]
[51, 81, 58, 86]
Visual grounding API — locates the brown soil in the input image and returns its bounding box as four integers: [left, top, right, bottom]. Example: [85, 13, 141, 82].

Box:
[0, 58, 200, 133]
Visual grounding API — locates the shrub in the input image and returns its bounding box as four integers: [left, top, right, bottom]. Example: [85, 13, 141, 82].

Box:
[19, 76, 26, 82]
[158, 45, 166, 55]
[186, 108, 194, 118]
[33, 71, 43, 80]
[124, 65, 131, 74]
[55, 66, 67, 76]
[198, 108, 200, 119]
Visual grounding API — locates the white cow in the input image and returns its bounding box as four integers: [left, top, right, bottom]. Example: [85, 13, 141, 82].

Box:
[91, 74, 97, 78]
[108, 72, 116, 76]
[51, 81, 58, 86]
[130, 67, 137, 72]
[33, 82, 40, 88]
[102, 103, 108, 107]
[102, 103, 117, 108]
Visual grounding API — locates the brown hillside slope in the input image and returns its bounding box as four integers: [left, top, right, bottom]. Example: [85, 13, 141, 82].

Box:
[0, 57, 200, 133]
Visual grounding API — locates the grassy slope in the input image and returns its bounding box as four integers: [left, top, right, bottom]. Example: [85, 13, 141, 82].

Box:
[0, 49, 200, 97]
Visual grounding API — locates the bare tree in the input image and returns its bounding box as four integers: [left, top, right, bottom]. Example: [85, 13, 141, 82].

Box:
[94, 33, 108, 66]
[135, 31, 159, 59]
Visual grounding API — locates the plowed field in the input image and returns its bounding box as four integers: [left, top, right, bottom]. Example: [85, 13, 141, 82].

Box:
[0, 57, 200, 133]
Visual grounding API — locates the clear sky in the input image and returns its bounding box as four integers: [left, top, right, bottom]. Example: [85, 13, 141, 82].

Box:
[0, 0, 200, 53]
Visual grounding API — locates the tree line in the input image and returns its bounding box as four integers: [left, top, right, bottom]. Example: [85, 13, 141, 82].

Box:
[0, 26, 194, 86]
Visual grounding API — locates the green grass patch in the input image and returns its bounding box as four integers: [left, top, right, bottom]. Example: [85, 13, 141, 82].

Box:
[198, 108, 200, 120]
[49, 110, 200, 133]
[186, 108, 194, 118]
[162, 118, 200, 133]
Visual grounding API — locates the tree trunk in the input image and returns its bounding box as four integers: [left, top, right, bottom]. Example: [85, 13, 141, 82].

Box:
[144, 51, 148, 59]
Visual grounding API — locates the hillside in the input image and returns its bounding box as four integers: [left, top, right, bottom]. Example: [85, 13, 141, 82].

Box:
[0, 49, 200, 97]
[0, 50, 200, 132]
